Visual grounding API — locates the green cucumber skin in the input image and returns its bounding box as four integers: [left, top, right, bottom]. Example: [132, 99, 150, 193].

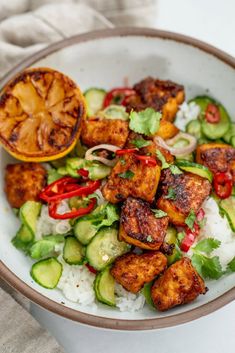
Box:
[94, 267, 116, 307]
[84, 88, 106, 117]
[189, 96, 231, 140]
[63, 237, 84, 265]
[142, 282, 154, 308]
[20, 201, 41, 236]
[86, 227, 129, 271]
[30, 257, 62, 289]
[74, 219, 97, 245]
[219, 197, 235, 232]
[176, 161, 213, 182]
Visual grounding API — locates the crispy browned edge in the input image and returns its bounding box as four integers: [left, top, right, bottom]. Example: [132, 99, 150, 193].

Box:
[0, 27, 235, 331]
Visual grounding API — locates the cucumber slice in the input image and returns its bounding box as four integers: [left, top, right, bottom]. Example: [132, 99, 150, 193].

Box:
[164, 227, 182, 265]
[190, 96, 230, 140]
[12, 225, 34, 251]
[142, 281, 154, 308]
[86, 162, 111, 180]
[74, 218, 98, 245]
[231, 136, 235, 148]
[84, 88, 106, 117]
[94, 266, 116, 306]
[86, 227, 129, 271]
[63, 237, 84, 265]
[219, 196, 235, 232]
[20, 201, 41, 236]
[31, 257, 62, 289]
[186, 119, 202, 139]
[223, 123, 235, 143]
[99, 105, 129, 121]
[176, 160, 213, 182]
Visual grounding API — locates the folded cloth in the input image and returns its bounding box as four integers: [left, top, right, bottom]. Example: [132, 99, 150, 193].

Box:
[0, 285, 65, 353]
[0, 1, 157, 352]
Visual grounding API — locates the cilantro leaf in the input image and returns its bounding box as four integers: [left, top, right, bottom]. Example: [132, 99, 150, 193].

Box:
[227, 256, 235, 272]
[156, 150, 169, 169]
[156, 151, 182, 175]
[169, 165, 182, 175]
[120, 157, 126, 165]
[193, 238, 221, 255]
[118, 170, 135, 179]
[177, 232, 185, 244]
[146, 235, 153, 242]
[165, 187, 176, 200]
[191, 253, 223, 279]
[129, 108, 162, 136]
[131, 138, 151, 148]
[185, 210, 196, 230]
[151, 209, 168, 218]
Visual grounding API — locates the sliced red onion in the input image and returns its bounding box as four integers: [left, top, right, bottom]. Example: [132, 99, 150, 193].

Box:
[85, 144, 119, 167]
[154, 132, 197, 156]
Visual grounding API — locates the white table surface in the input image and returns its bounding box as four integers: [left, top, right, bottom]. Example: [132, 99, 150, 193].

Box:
[31, 1, 235, 352]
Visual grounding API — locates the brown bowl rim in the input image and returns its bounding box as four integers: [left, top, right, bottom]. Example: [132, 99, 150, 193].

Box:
[0, 27, 235, 331]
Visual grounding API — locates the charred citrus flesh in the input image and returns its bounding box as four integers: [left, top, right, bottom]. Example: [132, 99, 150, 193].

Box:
[0, 68, 86, 161]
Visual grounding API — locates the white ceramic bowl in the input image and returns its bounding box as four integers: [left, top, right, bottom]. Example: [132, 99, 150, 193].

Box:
[1, 28, 235, 330]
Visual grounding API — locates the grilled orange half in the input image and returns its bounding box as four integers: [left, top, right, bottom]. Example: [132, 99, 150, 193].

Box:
[0, 68, 86, 162]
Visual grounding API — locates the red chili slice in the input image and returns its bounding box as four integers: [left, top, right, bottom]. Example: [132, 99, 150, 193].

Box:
[85, 264, 97, 274]
[205, 103, 220, 123]
[116, 148, 138, 156]
[77, 168, 89, 178]
[213, 171, 233, 199]
[48, 197, 96, 220]
[180, 230, 196, 252]
[135, 155, 157, 167]
[103, 87, 136, 107]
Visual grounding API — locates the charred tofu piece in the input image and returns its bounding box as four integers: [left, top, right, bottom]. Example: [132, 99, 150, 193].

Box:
[151, 257, 206, 311]
[81, 118, 129, 148]
[111, 251, 167, 293]
[5, 162, 46, 208]
[196, 143, 235, 176]
[125, 131, 174, 163]
[119, 197, 169, 250]
[102, 153, 161, 203]
[125, 77, 185, 122]
[156, 120, 179, 140]
[156, 169, 211, 226]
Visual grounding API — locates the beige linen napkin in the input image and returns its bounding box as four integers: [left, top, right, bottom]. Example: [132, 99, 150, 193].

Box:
[0, 0, 157, 352]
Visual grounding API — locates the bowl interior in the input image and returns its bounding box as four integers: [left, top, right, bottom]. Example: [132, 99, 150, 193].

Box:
[1, 29, 235, 328]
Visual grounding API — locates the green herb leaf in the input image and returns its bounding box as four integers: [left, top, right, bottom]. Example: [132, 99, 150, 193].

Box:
[118, 170, 135, 179]
[156, 150, 169, 169]
[120, 157, 126, 165]
[192, 253, 223, 279]
[227, 256, 235, 272]
[151, 209, 168, 218]
[129, 108, 162, 136]
[165, 187, 176, 200]
[131, 138, 151, 148]
[177, 232, 185, 244]
[146, 235, 153, 242]
[185, 210, 196, 230]
[193, 238, 221, 255]
[169, 165, 183, 175]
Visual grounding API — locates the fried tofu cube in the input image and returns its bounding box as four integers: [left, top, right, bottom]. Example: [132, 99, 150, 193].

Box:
[81, 118, 129, 147]
[151, 257, 206, 311]
[196, 143, 235, 175]
[156, 169, 211, 226]
[5, 162, 46, 208]
[125, 77, 185, 122]
[119, 197, 169, 250]
[125, 131, 174, 163]
[111, 251, 167, 293]
[156, 120, 179, 140]
[102, 153, 161, 203]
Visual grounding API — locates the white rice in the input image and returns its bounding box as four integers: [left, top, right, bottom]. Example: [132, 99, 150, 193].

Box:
[115, 283, 145, 312]
[35, 201, 72, 240]
[191, 197, 235, 270]
[175, 101, 200, 131]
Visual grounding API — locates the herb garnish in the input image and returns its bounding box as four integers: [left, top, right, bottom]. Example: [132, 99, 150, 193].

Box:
[118, 170, 135, 179]
[129, 108, 162, 136]
[131, 138, 151, 148]
[185, 210, 196, 230]
[151, 209, 168, 218]
[165, 187, 176, 200]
